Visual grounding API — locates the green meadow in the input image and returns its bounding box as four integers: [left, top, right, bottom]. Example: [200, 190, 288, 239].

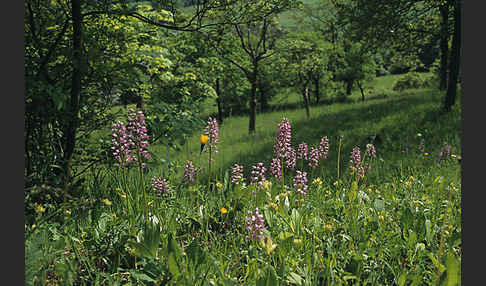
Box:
[26, 74, 461, 285]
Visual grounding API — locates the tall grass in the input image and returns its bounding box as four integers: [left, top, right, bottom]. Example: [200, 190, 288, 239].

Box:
[149, 84, 460, 188]
[26, 74, 461, 285]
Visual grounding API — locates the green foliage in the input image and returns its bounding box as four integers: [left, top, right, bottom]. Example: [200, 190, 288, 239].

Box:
[25, 0, 461, 284]
[337, 41, 377, 91]
[393, 72, 434, 91]
[25, 83, 461, 284]
[146, 102, 204, 150]
[281, 31, 331, 88]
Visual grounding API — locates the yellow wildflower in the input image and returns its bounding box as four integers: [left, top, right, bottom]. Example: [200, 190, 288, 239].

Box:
[278, 192, 288, 199]
[267, 202, 278, 211]
[200, 134, 209, 144]
[221, 207, 228, 214]
[200, 134, 209, 153]
[312, 178, 323, 186]
[261, 180, 272, 190]
[34, 203, 46, 215]
[324, 223, 335, 231]
[102, 198, 112, 206]
[263, 236, 277, 255]
[424, 152, 429, 156]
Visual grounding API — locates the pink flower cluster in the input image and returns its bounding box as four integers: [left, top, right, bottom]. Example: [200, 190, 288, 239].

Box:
[111, 109, 151, 168]
[204, 117, 219, 154]
[231, 163, 244, 185]
[271, 118, 331, 174]
[319, 136, 329, 159]
[295, 137, 329, 169]
[245, 207, 265, 241]
[111, 121, 135, 168]
[270, 158, 282, 181]
[308, 147, 320, 169]
[350, 146, 365, 178]
[184, 160, 196, 183]
[273, 118, 292, 160]
[250, 162, 267, 189]
[151, 176, 170, 196]
[365, 143, 376, 158]
[285, 147, 296, 170]
[293, 170, 308, 197]
[297, 143, 309, 160]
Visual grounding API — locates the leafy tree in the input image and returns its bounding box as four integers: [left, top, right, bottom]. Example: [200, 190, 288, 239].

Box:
[25, 0, 305, 195]
[217, 63, 251, 117]
[24, 1, 197, 195]
[334, 0, 461, 111]
[256, 55, 288, 112]
[281, 32, 330, 118]
[206, 3, 295, 133]
[337, 41, 376, 101]
[295, 0, 376, 100]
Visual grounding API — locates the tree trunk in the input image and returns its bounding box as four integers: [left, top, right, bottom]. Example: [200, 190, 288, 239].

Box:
[357, 80, 365, 102]
[302, 85, 311, 119]
[259, 84, 269, 112]
[314, 77, 320, 104]
[444, 0, 461, 112]
[215, 78, 223, 124]
[249, 74, 257, 134]
[62, 0, 82, 193]
[346, 80, 353, 96]
[136, 95, 143, 110]
[439, 3, 450, 90]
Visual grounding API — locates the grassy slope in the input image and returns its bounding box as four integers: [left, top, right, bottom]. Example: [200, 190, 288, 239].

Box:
[78, 79, 461, 284]
[147, 75, 461, 189]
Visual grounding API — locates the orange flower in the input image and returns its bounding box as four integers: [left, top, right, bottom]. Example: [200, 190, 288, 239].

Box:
[200, 134, 209, 153]
[200, 134, 209, 145]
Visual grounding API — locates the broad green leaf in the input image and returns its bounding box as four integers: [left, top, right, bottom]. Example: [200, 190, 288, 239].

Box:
[288, 272, 302, 285]
[408, 231, 417, 247]
[446, 253, 460, 286]
[168, 233, 182, 260]
[256, 265, 278, 286]
[186, 239, 206, 268]
[425, 219, 433, 244]
[167, 252, 180, 279]
[264, 208, 274, 228]
[129, 270, 156, 283]
[427, 253, 446, 274]
[409, 274, 423, 286]
[397, 271, 407, 286]
[349, 181, 358, 202]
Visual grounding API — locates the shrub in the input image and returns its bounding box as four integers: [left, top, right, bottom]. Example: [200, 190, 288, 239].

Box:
[392, 72, 427, 91]
[388, 61, 411, 75]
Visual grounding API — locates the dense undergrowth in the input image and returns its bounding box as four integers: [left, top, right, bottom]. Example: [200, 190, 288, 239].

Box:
[25, 79, 461, 285]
